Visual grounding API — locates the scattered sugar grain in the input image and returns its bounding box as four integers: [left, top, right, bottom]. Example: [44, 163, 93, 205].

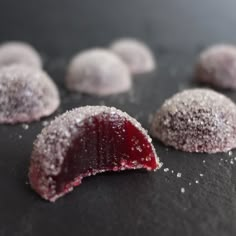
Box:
[42, 121, 49, 127]
[163, 168, 169, 172]
[181, 188, 185, 193]
[177, 172, 182, 178]
[22, 124, 29, 130]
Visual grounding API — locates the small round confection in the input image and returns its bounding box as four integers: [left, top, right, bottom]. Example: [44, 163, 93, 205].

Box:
[0, 41, 42, 69]
[29, 106, 160, 202]
[110, 38, 156, 74]
[195, 44, 236, 89]
[151, 89, 236, 153]
[66, 48, 132, 96]
[0, 65, 60, 124]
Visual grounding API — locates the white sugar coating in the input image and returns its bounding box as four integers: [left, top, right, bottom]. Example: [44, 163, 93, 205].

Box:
[110, 38, 156, 74]
[195, 44, 236, 89]
[181, 187, 185, 193]
[66, 48, 132, 96]
[30, 105, 160, 179]
[228, 151, 233, 156]
[151, 88, 236, 153]
[0, 41, 42, 69]
[0, 65, 60, 124]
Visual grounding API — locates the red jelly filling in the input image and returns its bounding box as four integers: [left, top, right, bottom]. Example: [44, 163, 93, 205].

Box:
[55, 113, 158, 196]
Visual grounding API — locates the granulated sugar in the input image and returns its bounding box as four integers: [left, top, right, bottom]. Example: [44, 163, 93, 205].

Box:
[195, 44, 236, 89]
[0, 41, 42, 69]
[177, 172, 182, 178]
[110, 38, 156, 74]
[151, 89, 236, 153]
[22, 124, 29, 130]
[164, 168, 169, 172]
[0, 65, 60, 124]
[29, 106, 160, 202]
[66, 48, 132, 96]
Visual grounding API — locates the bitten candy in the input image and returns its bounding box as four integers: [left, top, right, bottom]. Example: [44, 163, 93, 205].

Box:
[29, 106, 160, 202]
[0, 41, 42, 69]
[0, 65, 60, 124]
[195, 44, 236, 89]
[66, 48, 132, 96]
[110, 38, 156, 74]
[151, 89, 236, 153]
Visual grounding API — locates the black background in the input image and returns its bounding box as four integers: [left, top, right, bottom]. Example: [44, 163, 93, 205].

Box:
[0, 0, 235, 235]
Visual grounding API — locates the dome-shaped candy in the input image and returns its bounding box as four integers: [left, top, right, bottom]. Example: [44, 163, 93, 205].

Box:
[29, 106, 160, 202]
[66, 48, 132, 96]
[151, 89, 236, 153]
[0, 65, 60, 124]
[0, 41, 42, 69]
[110, 38, 156, 74]
[195, 44, 236, 89]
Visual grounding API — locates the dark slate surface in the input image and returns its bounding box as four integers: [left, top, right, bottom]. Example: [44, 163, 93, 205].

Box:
[0, 0, 235, 235]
